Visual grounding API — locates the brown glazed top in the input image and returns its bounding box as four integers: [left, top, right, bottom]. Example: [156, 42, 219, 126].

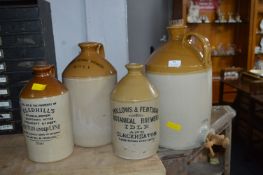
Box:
[63, 42, 117, 78]
[20, 65, 68, 99]
[111, 63, 158, 102]
[146, 25, 211, 74]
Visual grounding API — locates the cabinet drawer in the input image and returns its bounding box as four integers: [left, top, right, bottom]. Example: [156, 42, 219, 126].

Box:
[0, 109, 20, 121]
[0, 59, 44, 72]
[0, 20, 42, 34]
[0, 120, 22, 135]
[0, 47, 45, 59]
[0, 34, 44, 47]
[0, 7, 39, 20]
[0, 99, 19, 110]
[0, 83, 26, 98]
[0, 72, 32, 85]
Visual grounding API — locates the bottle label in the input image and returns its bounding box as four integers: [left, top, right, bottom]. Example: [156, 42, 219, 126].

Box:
[31, 83, 47, 91]
[168, 60, 181, 68]
[20, 93, 72, 146]
[112, 99, 159, 158]
[166, 121, 182, 132]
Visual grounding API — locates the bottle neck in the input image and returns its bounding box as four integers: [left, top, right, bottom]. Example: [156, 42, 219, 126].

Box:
[167, 25, 187, 41]
[126, 63, 144, 75]
[79, 42, 105, 58]
[80, 47, 97, 57]
[33, 65, 55, 77]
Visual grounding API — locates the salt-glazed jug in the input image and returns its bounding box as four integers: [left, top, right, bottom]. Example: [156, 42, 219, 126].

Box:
[20, 64, 74, 162]
[63, 42, 117, 147]
[111, 63, 160, 159]
[146, 22, 212, 152]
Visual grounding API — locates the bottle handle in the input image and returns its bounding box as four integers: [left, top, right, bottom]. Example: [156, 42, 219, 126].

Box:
[182, 32, 211, 67]
[96, 43, 105, 58]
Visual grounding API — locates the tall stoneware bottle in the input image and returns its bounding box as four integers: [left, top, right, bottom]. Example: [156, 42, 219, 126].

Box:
[63, 42, 117, 147]
[111, 63, 159, 159]
[20, 65, 74, 162]
[146, 22, 212, 152]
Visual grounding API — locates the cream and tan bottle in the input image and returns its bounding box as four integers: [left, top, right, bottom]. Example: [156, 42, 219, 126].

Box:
[111, 64, 159, 159]
[20, 65, 74, 163]
[63, 42, 117, 147]
[146, 22, 212, 152]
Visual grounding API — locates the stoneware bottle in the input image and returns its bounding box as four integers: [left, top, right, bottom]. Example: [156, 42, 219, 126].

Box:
[63, 42, 117, 147]
[111, 63, 159, 159]
[146, 22, 212, 152]
[20, 65, 74, 163]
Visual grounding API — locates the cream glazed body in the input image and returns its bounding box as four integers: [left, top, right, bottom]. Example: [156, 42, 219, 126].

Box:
[20, 93, 73, 162]
[147, 69, 212, 150]
[63, 75, 116, 146]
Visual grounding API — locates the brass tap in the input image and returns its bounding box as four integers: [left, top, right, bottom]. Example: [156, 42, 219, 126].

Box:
[204, 133, 230, 157]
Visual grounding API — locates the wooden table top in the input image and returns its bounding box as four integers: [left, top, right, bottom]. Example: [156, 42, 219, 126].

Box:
[223, 80, 251, 94]
[223, 78, 263, 104]
[251, 94, 263, 104]
[0, 134, 166, 175]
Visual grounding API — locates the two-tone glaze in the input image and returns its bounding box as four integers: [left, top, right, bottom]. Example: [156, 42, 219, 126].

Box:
[63, 42, 117, 147]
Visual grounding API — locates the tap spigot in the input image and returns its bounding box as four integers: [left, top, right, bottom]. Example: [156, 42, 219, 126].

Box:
[204, 133, 230, 157]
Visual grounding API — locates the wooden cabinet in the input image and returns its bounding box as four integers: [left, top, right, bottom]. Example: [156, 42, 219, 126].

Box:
[182, 0, 252, 104]
[248, 0, 263, 70]
[0, 0, 56, 134]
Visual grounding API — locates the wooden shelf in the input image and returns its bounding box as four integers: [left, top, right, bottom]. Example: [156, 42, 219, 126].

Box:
[248, 0, 263, 70]
[212, 54, 236, 57]
[183, 0, 252, 103]
[256, 31, 263, 34]
[257, 4, 263, 13]
[212, 50, 241, 58]
[187, 22, 244, 25]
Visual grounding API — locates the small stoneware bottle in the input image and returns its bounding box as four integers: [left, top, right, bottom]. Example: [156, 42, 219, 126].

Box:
[20, 65, 74, 163]
[63, 42, 117, 147]
[111, 63, 159, 159]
